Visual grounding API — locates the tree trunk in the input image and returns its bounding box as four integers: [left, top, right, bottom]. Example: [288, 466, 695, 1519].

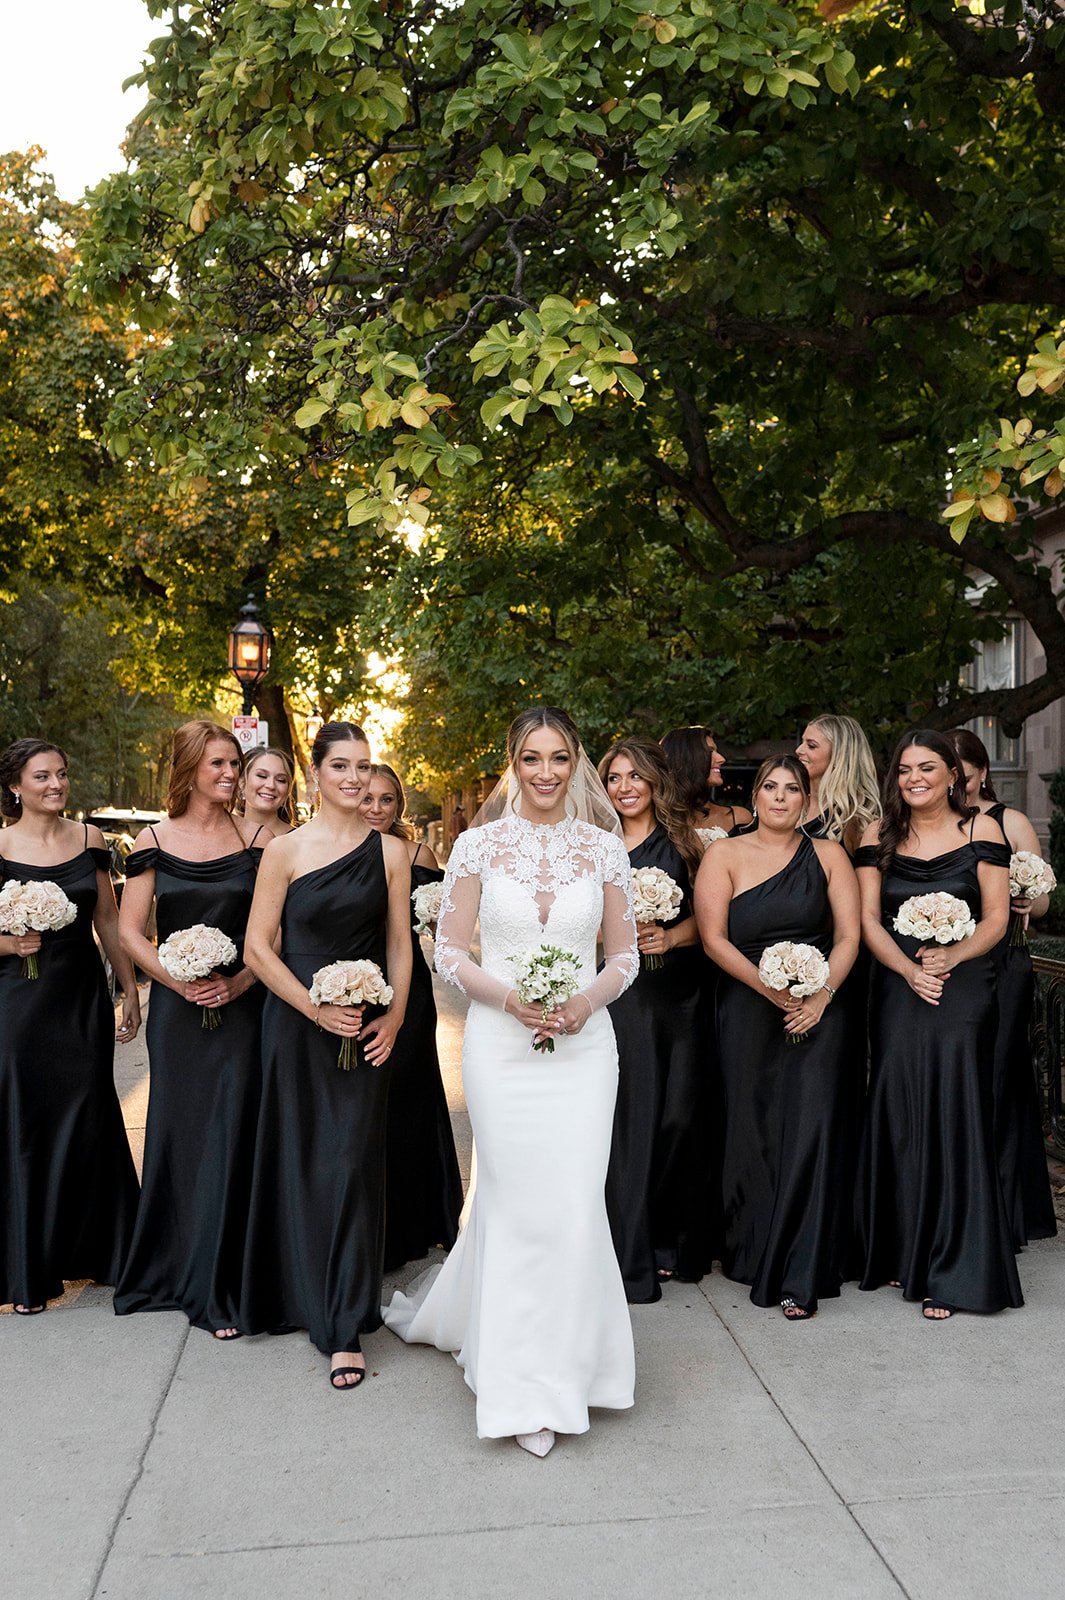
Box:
[254, 681, 294, 763]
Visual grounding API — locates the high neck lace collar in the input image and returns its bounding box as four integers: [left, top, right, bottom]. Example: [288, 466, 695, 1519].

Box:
[508, 811, 577, 834]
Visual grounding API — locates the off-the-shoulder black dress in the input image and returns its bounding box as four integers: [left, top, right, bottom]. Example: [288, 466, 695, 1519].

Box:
[114, 837, 264, 1329]
[855, 837, 1023, 1311]
[0, 839, 138, 1306]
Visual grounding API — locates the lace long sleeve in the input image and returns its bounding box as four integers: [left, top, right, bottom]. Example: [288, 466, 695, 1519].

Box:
[579, 837, 639, 1014]
[434, 834, 513, 1011]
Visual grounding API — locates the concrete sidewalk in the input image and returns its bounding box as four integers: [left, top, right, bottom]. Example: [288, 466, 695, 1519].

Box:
[2, 983, 1061, 1599]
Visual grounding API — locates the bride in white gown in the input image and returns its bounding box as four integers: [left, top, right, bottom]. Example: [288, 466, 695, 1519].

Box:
[384, 707, 639, 1456]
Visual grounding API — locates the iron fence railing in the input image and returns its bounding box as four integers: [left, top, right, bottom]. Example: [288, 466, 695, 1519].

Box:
[1030, 957, 1065, 1161]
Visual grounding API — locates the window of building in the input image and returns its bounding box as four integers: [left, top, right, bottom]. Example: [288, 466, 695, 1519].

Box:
[964, 622, 1021, 766]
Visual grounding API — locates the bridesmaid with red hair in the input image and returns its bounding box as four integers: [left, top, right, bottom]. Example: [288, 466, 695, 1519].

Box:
[114, 721, 266, 1338]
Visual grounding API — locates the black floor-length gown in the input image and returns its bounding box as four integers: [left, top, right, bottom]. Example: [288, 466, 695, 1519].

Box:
[239, 832, 392, 1353]
[856, 838, 1023, 1311]
[383, 859, 462, 1272]
[114, 839, 264, 1330]
[985, 804, 1056, 1246]
[718, 835, 855, 1308]
[0, 840, 138, 1306]
[606, 826, 714, 1301]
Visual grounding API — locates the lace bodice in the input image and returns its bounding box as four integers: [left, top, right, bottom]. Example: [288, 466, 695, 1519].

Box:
[436, 815, 638, 1013]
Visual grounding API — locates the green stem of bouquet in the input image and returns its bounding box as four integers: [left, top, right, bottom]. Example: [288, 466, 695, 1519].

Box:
[201, 1005, 221, 1030]
[338, 1035, 359, 1069]
[20, 953, 40, 979]
[1008, 911, 1029, 948]
[533, 1000, 555, 1053]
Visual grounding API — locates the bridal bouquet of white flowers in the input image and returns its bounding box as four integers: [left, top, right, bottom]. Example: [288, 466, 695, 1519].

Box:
[630, 865, 683, 970]
[411, 881, 444, 936]
[158, 923, 239, 1029]
[309, 958, 394, 1069]
[508, 944, 582, 1053]
[758, 941, 831, 1045]
[0, 878, 77, 978]
[1008, 851, 1056, 947]
[893, 892, 975, 945]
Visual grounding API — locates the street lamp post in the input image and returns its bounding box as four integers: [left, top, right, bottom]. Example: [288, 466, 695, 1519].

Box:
[227, 594, 272, 717]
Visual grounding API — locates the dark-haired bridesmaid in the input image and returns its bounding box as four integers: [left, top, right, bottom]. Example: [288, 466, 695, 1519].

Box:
[948, 728, 1056, 1247]
[114, 721, 266, 1338]
[696, 755, 860, 1319]
[239, 745, 296, 841]
[661, 726, 753, 834]
[855, 730, 1022, 1319]
[360, 763, 462, 1271]
[241, 722, 412, 1389]
[598, 738, 714, 1301]
[0, 739, 139, 1314]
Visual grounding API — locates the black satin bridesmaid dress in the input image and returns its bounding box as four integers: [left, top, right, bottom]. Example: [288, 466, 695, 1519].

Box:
[717, 835, 856, 1310]
[0, 838, 138, 1306]
[985, 804, 1056, 1246]
[855, 836, 1023, 1311]
[605, 827, 714, 1301]
[239, 831, 392, 1354]
[114, 834, 264, 1330]
[383, 859, 462, 1272]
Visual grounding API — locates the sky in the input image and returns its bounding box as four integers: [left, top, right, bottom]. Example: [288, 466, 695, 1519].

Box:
[0, 0, 160, 198]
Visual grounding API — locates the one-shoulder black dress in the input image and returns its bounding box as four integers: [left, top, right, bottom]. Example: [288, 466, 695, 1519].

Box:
[717, 835, 856, 1309]
[855, 839, 1023, 1311]
[383, 859, 462, 1272]
[0, 842, 138, 1306]
[239, 832, 392, 1353]
[114, 841, 264, 1329]
[984, 804, 1056, 1247]
[605, 827, 714, 1301]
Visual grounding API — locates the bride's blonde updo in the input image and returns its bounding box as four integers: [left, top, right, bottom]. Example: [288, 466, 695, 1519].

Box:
[505, 706, 581, 770]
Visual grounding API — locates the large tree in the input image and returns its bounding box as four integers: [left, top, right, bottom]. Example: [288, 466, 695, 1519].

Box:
[76, 2, 1065, 769]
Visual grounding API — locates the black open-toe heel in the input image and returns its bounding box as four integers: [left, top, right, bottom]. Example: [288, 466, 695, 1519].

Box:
[13, 1303, 45, 1315]
[781, 1297, 817, 1321]
[329, 1365, 366, 1390]
[922, 1299, 954, 1321]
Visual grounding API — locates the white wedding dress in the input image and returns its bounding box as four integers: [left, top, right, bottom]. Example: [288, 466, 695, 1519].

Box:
[384, 814, 639, 1439]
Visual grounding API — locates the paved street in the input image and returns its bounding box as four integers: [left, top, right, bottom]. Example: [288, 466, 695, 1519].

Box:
[2, 976, 1062, 1600]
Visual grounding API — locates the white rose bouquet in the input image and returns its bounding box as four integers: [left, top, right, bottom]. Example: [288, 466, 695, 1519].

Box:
[1008, 851, 1056, 947]
[630, 866, 683, 970]
[699, 827, 729, 845]
[0, 879, 78, 978]
[892, 892, 975, 946]
[412, 881, 444, 935]
[308, 958, 394, 1069]
[758, 941, 831, 1045]
[508, 943, 582, 1054]
[158, 923, 239, 1029]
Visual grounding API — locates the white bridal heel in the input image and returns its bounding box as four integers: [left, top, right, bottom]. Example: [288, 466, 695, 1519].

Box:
[516, 1429, 556, 1458]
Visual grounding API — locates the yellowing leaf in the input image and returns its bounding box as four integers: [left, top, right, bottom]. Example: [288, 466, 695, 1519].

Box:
[978, 492, 1015, 523]
[1046, 469, 1064, 497]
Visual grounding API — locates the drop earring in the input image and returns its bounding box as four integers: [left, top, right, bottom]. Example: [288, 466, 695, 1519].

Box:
[12, 791, 21, 806]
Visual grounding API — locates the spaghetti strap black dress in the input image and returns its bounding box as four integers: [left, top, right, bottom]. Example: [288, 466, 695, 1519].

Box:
[0, 842, 138, 1306]
[383, 859, 462, 1272]
[984, 804, 1056, 1246]
[114, 838, 264, 1330]
[717, 835, 855, 1309]
[239, 831, 392, 1354]
[605, 826, 714, 1301]
[855, 838, 1023, 1311]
